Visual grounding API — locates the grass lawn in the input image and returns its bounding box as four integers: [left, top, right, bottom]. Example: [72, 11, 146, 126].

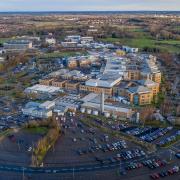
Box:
[144, 120, 169, 127]
[0, 38, 10, 44]
[0, 129, 12, 137]
[25, 127, 48, 135]
[37, 51, 86, 59]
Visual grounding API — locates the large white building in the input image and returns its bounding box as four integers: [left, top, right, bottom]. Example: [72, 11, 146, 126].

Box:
[22, 101, 54, 118]
[122, 46, 138, 53]
[104, 56, 127, 75]
[85, 73, 122, 88]
[81, 93, 133, 119]
[84, 55, 127, 88]
[53, 94, 82, 115]
[3, 40, 32, 52]
[24, 84, 62, 95]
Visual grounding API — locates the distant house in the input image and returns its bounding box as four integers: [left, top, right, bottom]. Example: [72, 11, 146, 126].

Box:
[45, 38, 56, 45]
[61, 41, 78, 48]
[81, 36, 94, 44]
[122, 46, 138, 53]
[65, 35, 81, 43]
[0, 56, 5, 62]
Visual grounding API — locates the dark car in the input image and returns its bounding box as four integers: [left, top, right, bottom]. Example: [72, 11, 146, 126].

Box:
[120, 170, 127, 175]
[175, 153, 180, 159]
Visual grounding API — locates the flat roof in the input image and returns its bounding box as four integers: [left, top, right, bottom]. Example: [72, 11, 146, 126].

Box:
[81, 93, 98, 102]
[82, 102, 131, 113]
[137, 79, 158, 86]
[4, 40, 31, 44]
[85, 72, 122, 88]
[25, 84, 61, 93]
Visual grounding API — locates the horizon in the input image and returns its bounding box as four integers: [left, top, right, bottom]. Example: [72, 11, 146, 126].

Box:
[0, 10, 180, 13]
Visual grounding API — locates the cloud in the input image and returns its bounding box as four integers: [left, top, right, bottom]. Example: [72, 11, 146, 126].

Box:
[0, 0, 179, 11]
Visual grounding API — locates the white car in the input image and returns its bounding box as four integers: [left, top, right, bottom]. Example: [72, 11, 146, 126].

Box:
[28, 146, 32, 152]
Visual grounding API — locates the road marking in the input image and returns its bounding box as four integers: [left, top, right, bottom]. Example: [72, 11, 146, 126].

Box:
[61, 168, 68, 171]
[78, 167, 85, 170]
[94, 166, 100, 169]
[102, 165, 108, 168]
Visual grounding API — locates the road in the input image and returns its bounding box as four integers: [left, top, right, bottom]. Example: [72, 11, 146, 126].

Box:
[0, 155, 156, 174]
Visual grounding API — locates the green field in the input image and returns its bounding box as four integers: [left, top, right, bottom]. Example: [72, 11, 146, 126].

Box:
[100, 28, 180, 53]
[100, 37, 180, 53]
[25, 127, 48, 135]
[0, 38, 10, 44]
[37, 51, 86, 59]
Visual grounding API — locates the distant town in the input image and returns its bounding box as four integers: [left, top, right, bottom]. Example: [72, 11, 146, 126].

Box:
[0, 12, 179, 180]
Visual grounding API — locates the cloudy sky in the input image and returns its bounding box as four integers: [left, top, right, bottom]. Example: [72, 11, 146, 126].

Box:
[0, 0, 179, 11]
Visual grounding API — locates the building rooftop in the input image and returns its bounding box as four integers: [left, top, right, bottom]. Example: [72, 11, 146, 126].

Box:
[104, 56, 127, 75]
[49, 69, 70, 77]
[85, 73, 122, 88]
[81, 93, 99, 102]
[137, 79, 158, 86]
[25, 102, 40, 108]
[25, 84, 61, 94]
[4, 40, 32, 45]
[53, 78, 67, 83]
[115, 81, 134, 89]
[39, 101, 55, 109]
[128, 85, 151, 94]
[82, 102, 131, 113]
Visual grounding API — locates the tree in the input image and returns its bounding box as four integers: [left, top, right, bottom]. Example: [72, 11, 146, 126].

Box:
[160, 99, 174, 116]
[139, 106, 155, 122]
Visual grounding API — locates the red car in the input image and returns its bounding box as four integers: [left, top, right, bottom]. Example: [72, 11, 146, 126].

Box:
[8, 135, 16, 142]
[137, 162, 143, 168]
[168, 169, 174, 175]
[150, 173, 160, 179]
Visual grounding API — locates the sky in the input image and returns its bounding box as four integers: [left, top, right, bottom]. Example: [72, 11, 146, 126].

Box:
[0, 0, 180, 11]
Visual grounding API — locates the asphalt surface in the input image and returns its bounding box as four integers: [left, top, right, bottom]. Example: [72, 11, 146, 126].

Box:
[0, 155, 155, 174]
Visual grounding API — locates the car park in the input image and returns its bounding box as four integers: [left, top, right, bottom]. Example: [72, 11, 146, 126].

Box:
[157, 130, 180, 146]
[150, 165, 179, 179]
[76, 140, 128, 156]
[143, 159, 166, 170]
[126, 162, 144, 171]
[139, 127, 173, 142]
